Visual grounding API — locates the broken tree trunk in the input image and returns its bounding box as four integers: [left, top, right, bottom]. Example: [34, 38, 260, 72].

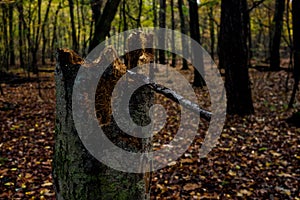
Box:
[53, 48, 147, 199]
[53, 32, 212, 199]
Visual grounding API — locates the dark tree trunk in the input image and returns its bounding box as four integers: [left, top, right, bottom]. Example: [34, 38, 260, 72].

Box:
[241, 0, 251, 66]
[50, 2, 62, 62]
[2, 4, 9, 71]
[178, 0, 189, 70]
[30, 0, 42, 74]
[153, 0, 157, 27]
[159, 0, 166, 64]
[76, 0, 81, 53]
[288, 0, 300, 108]
[137, 0, 143, 28]
[219, 0, 254, 115]
[153, 0, 158, 61]
[68, 0, 78, 52]
[171, 0, 176, 67]
[89, 0, 102, 51]
[9, 4, 15, 66]
[88, 0, 121, 52]
[270, 0, 285, 70]
[188, 0, 205, 87]
[122, 0, 128, 31]
[209, 7, 215, 60]
[17, 1, 25, 69]
[80, 0, 87, 56]
[41, 0, 53, 65]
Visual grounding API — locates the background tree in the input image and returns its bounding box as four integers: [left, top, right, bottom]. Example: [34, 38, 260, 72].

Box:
[41, 0, 53, 65]
[16, 0, 25, 69]
[288, 0, 300, 108]
[170, 0, 176, 67]
[269, 0, 285, 70]
[89, 0, 121, 52]
[159, 0, 166, 64]
[1, 3, 9, 71]
[188, 0, 205, 87]
[178, 0, 189, 70]
[68, 0, 78, 52]
[8, 3, 15, 66]
[219, 0, 254, 115]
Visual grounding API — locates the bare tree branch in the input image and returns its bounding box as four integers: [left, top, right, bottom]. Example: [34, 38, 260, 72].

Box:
[126, 70, 212, 121]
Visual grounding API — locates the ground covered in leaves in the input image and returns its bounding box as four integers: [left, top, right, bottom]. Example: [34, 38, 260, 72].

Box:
[0, 66, 299, 199]
[0, 72, 55, 199]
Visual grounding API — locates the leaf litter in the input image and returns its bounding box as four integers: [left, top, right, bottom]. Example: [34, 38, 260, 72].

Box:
[0, 67, 299, 199]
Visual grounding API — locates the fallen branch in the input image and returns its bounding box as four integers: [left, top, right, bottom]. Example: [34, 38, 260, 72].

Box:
[126, 70, 212, 121]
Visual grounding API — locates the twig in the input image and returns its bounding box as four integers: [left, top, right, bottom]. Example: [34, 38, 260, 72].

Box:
[248, 0, 265, 13]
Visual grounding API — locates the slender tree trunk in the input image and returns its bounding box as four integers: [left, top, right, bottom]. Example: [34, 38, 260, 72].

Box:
[270, 0, 285, 70]
[122, 0, 127, 32]
[50, 1, 62, 62]
[76, 0, 81, 53]
[209, 7, 215, 60]
[80, 0, 87, 56]
[41, 0, 52, 65]
[9, 4, 15, 66]
[17, 1, 25, 69]
[2, 4, 9, 71]
[219, 0, 254, 115]
[288, 0, 300, 108]
[170, 0, 176, 67]
[188, 0, 205, 87]
[68, 0, 78, 52]
[178, 0, 188, 70]
[159, 0, 166, 64]
[137, 0, 143, 28]
[30, 0, 42, 74]
[153, 0, 158, 61]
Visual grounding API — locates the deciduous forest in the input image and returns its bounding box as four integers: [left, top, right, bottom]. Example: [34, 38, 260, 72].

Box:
[0, 0, 299, 199]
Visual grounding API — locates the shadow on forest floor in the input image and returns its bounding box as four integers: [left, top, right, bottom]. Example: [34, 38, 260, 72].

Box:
[0, 71, 53, 86]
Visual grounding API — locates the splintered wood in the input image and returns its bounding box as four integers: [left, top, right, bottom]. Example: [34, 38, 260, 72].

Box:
[95, 46, 127, 125]
[56, 48, 84, 66]
[96, 32, 153, 125]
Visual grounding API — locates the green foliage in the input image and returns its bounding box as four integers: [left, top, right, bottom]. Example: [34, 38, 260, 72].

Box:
[199, 0, 220, 8]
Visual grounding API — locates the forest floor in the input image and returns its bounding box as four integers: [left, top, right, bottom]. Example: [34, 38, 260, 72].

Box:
[0, 63, 299, 199]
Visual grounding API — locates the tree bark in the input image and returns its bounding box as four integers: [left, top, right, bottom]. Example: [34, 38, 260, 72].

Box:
[188, 0, 205, 87]
[68, 0, 78, 52]
[50, 1, 62, 62]
[270, 0, 285, 70]
[30, 0, 42, 74]
[54, 47, 147, 199]
[137, 0, 143, 28]
[178, 0, 189, 70]
[170, 0, 176, 67]
[209, 7, 215, 60]
[17, 0, 25, 69]
[2, 4, 9, 71]
[8, 4, 15, 66]
[288, 0, 300, 108]
[219, 0, 254, 115]
[159, 0, 166, 64]
[41, 0, 53, 65]
[88, 0, 121, 52]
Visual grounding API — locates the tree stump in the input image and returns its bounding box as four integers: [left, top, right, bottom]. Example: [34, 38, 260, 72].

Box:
[53, 46, 152, 199]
